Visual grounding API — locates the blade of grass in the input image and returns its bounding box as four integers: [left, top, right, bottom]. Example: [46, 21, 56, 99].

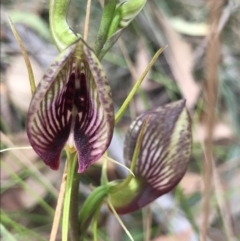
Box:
[118, 38, 150, 118]
[1, 132, 58, 197]
[0, 224, 18, 241]
[213, 164, 235, 240]
[115, 47, 165, 124]
[1, 162, 54, 216]
[201, 1, 223, 240]
[107, 198, 134, 241]
[50, 163, 67, 241]
[1, 211, 47, 241]
[0, 146, 33, 152]
[8, 17, 36, 94]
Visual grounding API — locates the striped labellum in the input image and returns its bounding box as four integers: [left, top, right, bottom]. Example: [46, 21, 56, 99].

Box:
[27, 38, 114, 173]
[109, 100, 192, 214]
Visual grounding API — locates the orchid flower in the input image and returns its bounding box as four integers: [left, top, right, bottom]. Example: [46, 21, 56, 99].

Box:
[27, 38, 114, 173]
[109, 100, 192, 214]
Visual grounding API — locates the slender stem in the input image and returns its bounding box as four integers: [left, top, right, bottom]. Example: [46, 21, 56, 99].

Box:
[107, 198, 134, 241]
[114, 47, 165, 124]
[62, 152, 78, 241]
[142, 205, 152, 241]
[50, 163, 68, 241]
[83, 0, 92, 42]
[94, 0, 117, 56]
[100, 154, 109, 185]
[69, 165, 80, 241]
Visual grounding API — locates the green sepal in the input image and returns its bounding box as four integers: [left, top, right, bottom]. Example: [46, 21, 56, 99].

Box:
[108, 177, 145, 211]
[49, 0, 81, 51]
[79, 183, 114, 238]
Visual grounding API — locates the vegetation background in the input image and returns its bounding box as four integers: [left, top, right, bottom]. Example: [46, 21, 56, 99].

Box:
[1, 0, 240, 240]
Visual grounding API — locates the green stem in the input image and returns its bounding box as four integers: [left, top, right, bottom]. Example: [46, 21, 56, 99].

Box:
[69, 164, 80, 241]
[49, 0, 80, 51]
[114, 47, 165, 124]
[94, 0, 117, 57]
[100, 154, 109, 185]
[62, 152, 78, 241]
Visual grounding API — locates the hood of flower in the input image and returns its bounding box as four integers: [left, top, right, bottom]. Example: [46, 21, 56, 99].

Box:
[109, 100, 192, 214]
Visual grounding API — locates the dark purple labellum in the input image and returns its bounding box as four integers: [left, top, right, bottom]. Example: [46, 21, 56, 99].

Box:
[27, 38, 114, 172]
